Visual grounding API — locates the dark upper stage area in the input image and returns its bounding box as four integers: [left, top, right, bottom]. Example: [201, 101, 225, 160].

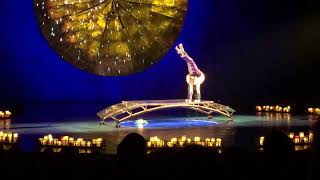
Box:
[0, 0, 319, 113]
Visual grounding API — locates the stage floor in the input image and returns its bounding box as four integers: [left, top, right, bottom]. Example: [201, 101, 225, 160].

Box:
[1, 112, 318, 154]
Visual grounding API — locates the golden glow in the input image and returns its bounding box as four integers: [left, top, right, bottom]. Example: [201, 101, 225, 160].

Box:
[147, 135, 223, 149]
[259, 136, 264, 146]
[34, 0, 188, 76]
[256, 105, 291, 113]
[259, 131, 313, 151]
[0, 110, 12, 119]
[307, 107, 320, 114]
[256, 106, 262, 111]
[0, 131, 19, 144]
[39, 134, 104, 149]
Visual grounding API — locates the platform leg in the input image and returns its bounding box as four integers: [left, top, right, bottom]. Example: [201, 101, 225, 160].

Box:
[115, 122, 120, 128]
[99, 119, 105, 125]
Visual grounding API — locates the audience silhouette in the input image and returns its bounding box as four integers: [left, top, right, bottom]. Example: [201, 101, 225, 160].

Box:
[0, 128, 319, 180]
[262, 130, 295, 180]
[116, 133, 147, 178]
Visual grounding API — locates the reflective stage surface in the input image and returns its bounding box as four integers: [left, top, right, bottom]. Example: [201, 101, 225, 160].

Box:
[1, 111, 318, 154]
[119, 119, 218, 128]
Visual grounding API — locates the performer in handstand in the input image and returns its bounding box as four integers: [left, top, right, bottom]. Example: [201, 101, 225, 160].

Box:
[175, 43, 205, 102]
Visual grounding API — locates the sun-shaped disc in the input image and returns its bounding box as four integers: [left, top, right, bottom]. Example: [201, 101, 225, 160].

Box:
[34, 0, 188, 76]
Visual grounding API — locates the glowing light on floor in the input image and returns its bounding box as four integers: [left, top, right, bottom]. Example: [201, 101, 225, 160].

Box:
[119, 119, 218, 128]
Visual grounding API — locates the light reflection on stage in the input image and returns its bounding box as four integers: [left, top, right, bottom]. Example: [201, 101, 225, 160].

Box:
[119, 119, 218, 128]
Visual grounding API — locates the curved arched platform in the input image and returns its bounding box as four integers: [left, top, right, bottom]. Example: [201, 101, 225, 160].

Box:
[97, 99, 235, 127]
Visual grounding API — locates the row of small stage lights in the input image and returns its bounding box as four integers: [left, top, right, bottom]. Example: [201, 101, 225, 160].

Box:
[0, 131, 104, 153]
[256, 105, 291, 113]
[256, 105, 320, 115]
[259, 132, 313, 151]
[147, 136, 223, 149]
[0, 110, 12, 119]
[307, 108, 320, 115]
[0, 131, 18, 144]
[39, 134, 104, 153]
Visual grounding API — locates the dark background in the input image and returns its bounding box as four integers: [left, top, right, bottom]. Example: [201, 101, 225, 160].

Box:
[0, 0, 319, 114]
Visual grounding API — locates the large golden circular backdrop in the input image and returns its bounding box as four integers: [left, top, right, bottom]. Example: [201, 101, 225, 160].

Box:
[34, 0, 188, 76]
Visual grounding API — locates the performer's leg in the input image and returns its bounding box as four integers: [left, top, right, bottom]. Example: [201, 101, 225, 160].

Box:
[195, 85, 201, 102]
[187, 84, 194, 102]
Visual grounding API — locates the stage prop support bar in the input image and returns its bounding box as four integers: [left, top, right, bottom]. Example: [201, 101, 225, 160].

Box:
[97, 99, 235, 127]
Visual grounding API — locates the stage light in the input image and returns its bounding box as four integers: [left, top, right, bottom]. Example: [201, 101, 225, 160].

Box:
[0, 131, 19, 144]
[181, 135, 187, 142]
[216, 138, 222, 147]
[135, 119, 148, 127]
[194, 137, 200, 142]
[0, 110, 11, 119]
[299, 132, 305, 138]
[308, 108, 314, 113]
[257, 105, 291, 113]
[307, 107, 320, 114]
[167, 141, 173, 147]
[38, 134, 104, 151]
[33, 0, 188, 76]
[147, 135, 223, 149]
[289, 132, 294, 139]
[256, 106, 262, 111]
[270, 106, 275, 111]
[171, 138, 177, 143]
[283, 106, 291, 113]
[309, 133, 314, 142]
[259, 136, 264, 146]
[4, 111, 11, 118]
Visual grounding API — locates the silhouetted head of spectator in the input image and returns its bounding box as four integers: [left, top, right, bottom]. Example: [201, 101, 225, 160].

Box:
[263, 130, 294, 156]
[117, 133, 146, 162]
